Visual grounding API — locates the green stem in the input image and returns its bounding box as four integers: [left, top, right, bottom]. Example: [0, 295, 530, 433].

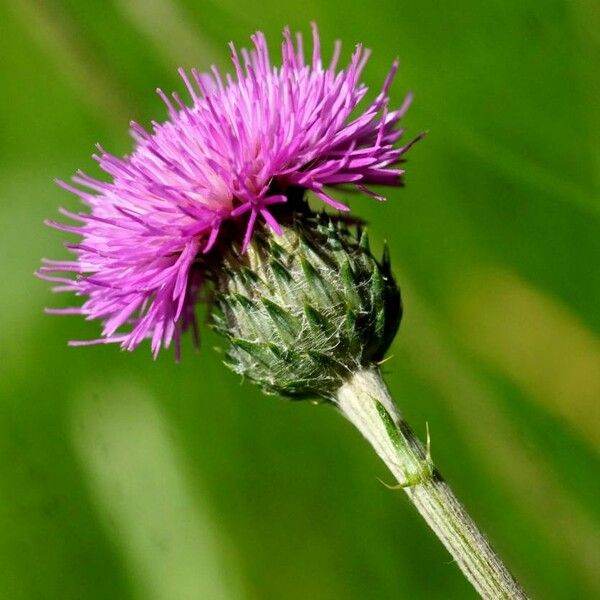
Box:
[336, 367, 528, 600]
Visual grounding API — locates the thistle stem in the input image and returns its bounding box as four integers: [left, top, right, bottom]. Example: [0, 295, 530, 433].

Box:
[336, 367, 527, 600]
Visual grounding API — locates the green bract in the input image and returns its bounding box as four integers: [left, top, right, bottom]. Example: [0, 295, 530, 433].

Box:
[211, 212, 401, 400]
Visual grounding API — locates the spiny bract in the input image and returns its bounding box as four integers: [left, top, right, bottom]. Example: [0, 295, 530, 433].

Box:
[212, 212, 401, 399]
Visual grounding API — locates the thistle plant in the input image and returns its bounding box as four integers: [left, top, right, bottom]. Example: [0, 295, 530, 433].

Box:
[40, 25, 527, 599]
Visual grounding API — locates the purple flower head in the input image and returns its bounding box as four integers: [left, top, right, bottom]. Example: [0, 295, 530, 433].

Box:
[40, 24, 420, 357]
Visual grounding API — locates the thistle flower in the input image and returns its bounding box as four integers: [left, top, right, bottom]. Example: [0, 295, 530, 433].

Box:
[39, 24, 419, 357]
[39, 25, 527, 599]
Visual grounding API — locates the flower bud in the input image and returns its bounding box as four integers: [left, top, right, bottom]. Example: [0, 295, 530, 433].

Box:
[211, 212, 401, 400]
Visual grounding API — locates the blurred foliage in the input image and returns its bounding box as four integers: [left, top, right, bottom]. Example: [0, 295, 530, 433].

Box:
[0, 0, 599, 598]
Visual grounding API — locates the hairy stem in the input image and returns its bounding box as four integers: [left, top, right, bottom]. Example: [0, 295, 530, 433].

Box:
[336, 367, 527, 599]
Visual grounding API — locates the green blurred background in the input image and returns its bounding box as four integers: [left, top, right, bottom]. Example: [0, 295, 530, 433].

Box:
[1, 0, 599, 598]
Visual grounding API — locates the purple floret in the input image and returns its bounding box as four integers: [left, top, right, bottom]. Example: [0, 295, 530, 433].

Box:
[40, 24, 419, 357]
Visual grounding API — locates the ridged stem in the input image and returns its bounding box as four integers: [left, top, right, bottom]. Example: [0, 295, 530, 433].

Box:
[336, 367, 528, 600]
